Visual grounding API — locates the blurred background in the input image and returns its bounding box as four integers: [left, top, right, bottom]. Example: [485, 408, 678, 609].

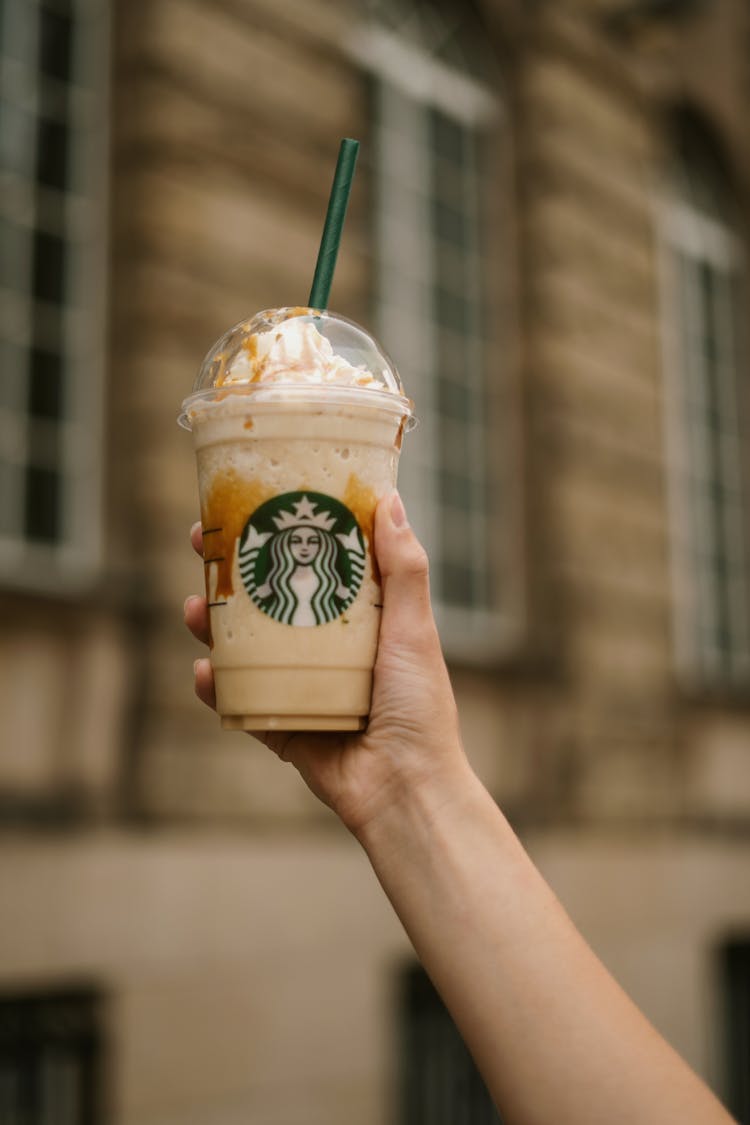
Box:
[1, 0, 750, 1120]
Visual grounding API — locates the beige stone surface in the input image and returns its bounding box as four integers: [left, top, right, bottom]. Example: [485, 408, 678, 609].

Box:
[686, 716, 750, 820]
[0, 614, 129, 810]
[0, 833, 407, 1125]
[0, 630, 70, 793]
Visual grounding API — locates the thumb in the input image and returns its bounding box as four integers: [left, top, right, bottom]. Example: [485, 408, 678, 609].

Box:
[373, 491, 439, 652]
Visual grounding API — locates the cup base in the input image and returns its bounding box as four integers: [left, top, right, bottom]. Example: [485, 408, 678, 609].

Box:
[221, 714, 366, 732]
[214, 667, 373, 733]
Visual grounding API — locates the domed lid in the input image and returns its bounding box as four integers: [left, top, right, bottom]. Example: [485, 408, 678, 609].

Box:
[178, 307, 414, 430]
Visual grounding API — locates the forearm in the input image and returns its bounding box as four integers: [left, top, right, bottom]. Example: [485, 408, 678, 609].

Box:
[356, 759, 734, 1125]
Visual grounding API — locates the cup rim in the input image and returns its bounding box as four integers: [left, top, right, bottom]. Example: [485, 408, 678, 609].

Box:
[177, 383, 417, 432]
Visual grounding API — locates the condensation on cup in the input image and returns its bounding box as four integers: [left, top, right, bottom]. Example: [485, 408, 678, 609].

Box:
[179, 306, 415, 732]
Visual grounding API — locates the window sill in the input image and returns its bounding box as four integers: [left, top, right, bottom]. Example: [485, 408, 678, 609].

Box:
[0, 564, 152, 624]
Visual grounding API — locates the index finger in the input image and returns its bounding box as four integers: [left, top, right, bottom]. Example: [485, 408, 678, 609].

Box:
[191, 521, 203, 557]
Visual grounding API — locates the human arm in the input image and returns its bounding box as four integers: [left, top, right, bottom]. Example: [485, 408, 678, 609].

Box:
[355, 763, 734, 1125]
[185, 493, 735, 1125]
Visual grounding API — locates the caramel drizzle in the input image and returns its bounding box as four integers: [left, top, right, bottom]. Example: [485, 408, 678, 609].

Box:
[343, 473, 381, 587]
[200, 472, 274, 600]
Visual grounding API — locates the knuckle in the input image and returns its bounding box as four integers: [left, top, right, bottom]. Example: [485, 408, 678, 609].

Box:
[403, 541, 430, 579]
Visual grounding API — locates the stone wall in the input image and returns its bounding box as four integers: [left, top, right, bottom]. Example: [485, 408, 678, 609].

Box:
[502, 0, 750, 828]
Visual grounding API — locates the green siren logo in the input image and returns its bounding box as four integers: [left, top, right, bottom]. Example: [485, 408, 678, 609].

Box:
[238, 491, 367, 626]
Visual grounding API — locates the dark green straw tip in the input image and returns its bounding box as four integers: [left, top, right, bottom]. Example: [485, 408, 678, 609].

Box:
[308, 139, 361, 310]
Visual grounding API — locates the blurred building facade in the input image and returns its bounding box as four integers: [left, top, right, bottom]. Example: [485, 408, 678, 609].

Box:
[1, 0, 750, 1121]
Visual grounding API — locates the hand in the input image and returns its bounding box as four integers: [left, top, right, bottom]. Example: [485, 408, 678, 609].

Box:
[184, 492, 469, 836]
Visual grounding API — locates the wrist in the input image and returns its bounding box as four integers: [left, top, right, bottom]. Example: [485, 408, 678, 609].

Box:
[352, 752, 482, 856]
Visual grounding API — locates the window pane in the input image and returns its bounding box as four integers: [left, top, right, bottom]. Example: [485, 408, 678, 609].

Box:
[24, 464, 61, 541]
[440, 561, 475, 607]
[437, 370, 471, 421]
[0, 990, 103, 1125]
[32, 231, 66, 303]
[0, 217, 30, 292]
[667, 173, 750, 684]
[38, 7, 73, 83]
[40, 1049, 81, 1125]
[721, 938, 750, 1122]
[29, 347, 65, 419]
[0, 461, 22, 537]
[432, 110, 465, 162]
[0, 101, 36, 177]
[0, 1065, 21, 1125]
[400, 964, 502, 1124]
[0, 0, 104, 569]
[36, 118, 70, 190]
[429, 106, 491, 612]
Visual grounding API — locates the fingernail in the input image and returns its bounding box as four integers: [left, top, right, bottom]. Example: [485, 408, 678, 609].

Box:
[193, 658, 201, 675]
[184, 595, 195, 614]
[190, 521, 202, 537]
[390, 491, 407, 528]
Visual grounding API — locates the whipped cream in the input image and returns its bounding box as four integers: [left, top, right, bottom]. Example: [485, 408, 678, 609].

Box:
[220, 318, 390, 391]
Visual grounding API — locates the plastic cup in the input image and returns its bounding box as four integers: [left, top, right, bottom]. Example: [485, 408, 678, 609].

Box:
[179, 307, 414, 731]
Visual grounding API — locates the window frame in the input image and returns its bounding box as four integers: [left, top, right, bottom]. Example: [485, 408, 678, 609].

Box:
[659, 158, 750, 690]
[0, 0, 110, 595]
[349, 18, 526, 664]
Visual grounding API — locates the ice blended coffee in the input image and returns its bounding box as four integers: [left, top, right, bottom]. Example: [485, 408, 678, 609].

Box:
[179, 306, 414, 731]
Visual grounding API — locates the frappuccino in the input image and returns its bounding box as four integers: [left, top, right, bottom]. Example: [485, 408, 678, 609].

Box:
[179, 307, 413, 731]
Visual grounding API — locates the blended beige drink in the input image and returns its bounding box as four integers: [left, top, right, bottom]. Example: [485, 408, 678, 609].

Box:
[179, 307, 413, 731]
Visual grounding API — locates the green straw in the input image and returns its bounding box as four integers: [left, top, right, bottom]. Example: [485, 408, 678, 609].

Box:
[308, 138, 360, 309]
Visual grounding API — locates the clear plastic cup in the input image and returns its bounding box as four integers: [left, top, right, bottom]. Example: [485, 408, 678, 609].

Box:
[179, 307, 414, 731]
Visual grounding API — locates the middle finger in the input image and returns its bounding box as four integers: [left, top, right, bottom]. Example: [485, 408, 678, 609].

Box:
[184, 594, 211, 645]
[191, 521, 204, 557]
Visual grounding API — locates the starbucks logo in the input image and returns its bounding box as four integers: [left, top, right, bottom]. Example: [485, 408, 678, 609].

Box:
[238, 491, 366, 627]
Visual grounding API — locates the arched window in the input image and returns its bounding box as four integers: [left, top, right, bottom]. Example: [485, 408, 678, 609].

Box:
[661, 110, 750, 685]
[350, 0, 520, 660]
